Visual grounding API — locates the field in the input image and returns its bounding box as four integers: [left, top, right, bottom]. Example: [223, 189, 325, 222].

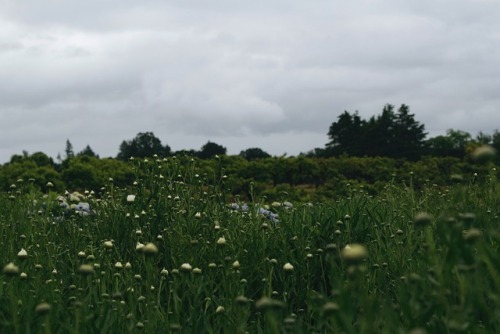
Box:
[1, 157, 499, 333]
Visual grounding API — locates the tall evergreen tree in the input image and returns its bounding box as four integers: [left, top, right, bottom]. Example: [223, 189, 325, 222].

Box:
[326, 111, 364, 156]
[392, 104, 427, 160]
[65, 140, 75, 159]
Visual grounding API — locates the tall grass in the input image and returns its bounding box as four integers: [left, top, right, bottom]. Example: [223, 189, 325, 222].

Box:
[1, 157, 498, 333]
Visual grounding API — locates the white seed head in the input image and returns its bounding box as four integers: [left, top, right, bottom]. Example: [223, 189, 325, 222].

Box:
[103, 241, 114, 249]
[3, 262, 19, 276]
[341, 244, 368, 262]
[216, 237, 226, 246]
[283, 262, 294, 272]
[143, 242, 159, 255]
[78, 264, 94, 275]
[17, 248, 28, 259]
[35, 302, 52, 315]
[180, 263, 193, 272]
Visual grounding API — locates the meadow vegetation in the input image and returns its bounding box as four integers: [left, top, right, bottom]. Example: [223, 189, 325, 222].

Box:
[1, 154, 498, 333]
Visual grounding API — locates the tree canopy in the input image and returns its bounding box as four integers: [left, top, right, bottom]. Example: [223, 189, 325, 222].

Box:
[326, 104, 427, 160]
[117, 132, 171, 160]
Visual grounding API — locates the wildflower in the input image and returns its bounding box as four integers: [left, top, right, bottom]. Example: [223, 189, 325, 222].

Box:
[255, 296, 285, 311]
[143, 243, 159, 255]
[17, 248, 28, 259]
[3, 262, 19, 276]
[472, 145, 496, 162]
[215, 305, 225, 314]
[180, 263, 193, 272]
[20, 272, 28, 280]
[232, 261, 240, 270]
[114, 262, 123, 269]
[341, 244, 368, 263]
[124, 262, 132, 270]
[194, 212, 202, 219]
[78, 251, 86, 258]
[160, 268, 169, 276]
[216, 237, 226, 246]
[322, 302, 340, 315]
[235, 295, 249, 305]
[414, 212, 433, 227]
[283, 263, 294, 272]
[103, 240, 114, 249]
[78, 264, 94, 275]
[463, 228, 482, 243]
[136, 242, 145, 251]
[35, 303, 51, 316]
[46, 182, 54, 188]
[193, 267, 202, 274]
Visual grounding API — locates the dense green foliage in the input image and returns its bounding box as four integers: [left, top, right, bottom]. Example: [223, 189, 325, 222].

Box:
[0, 156, 498, 333]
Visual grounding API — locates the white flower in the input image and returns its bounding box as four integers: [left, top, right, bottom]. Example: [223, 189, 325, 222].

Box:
[180, 263, 193, 272]
[143, 243, 159, 255]
[216, 237, 226, 245]
[17, 248, 28, 259]
[283, 263, 294, 272]
[341, 244, 368, 262]
[3, 262, 19, 276]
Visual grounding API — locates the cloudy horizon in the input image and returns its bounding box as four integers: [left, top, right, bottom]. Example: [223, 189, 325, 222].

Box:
[1, 0, 500, 163]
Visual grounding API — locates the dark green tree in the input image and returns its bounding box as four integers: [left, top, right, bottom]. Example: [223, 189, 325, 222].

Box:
[117, 132, 171, 160]
[65, 139, 75, 159]
[363, 104, 397, 157]
[239, 147, 271, 160]
[77, 145, 99, 158]
[425, 129, 471, 158]
[392, 104, 427, 160]
[326, 111, 365, 156]
[197, 141, 227, 159]
[327, 104, 426, 159]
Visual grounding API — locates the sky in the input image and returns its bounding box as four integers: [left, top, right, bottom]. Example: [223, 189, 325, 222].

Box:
[1, 0, 500, 163]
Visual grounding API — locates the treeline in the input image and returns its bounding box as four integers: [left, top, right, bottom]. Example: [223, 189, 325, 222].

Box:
[0, 152, 496, 202]
[1, 103, 498, 200]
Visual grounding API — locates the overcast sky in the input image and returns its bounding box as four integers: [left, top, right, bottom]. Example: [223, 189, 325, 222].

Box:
[1, 0, 499, 163]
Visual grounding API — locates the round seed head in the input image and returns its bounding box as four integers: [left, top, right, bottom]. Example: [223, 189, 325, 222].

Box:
[35, 302, 51, 316]
[255, 296, 285, 311]
[341, 244, 368, 263]
[216, 237, 226, 246]
[143, 242, 159, 255]
[283, 262, 294, 272]
[78, 264, 94, 275]
[180, 263, 192, 272]
[472, 145, 496, 162]
[3, 262, 19, 276]
[322, 302, 340, 315]
[103, 240, 114, 249]
[414, 212, 433, 227]
[463, 228, 482, 243]
[17, 248, 28, 259]
[215, 305, 225, 314]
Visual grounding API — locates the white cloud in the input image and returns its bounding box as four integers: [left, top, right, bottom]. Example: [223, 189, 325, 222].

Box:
[1, 0, 500, 162]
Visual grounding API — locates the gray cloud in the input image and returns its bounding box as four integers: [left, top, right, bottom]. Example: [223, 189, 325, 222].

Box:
[1, 0, 500, 162]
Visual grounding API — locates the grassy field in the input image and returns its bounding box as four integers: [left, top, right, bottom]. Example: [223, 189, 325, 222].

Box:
[1, 157, 499, 333]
